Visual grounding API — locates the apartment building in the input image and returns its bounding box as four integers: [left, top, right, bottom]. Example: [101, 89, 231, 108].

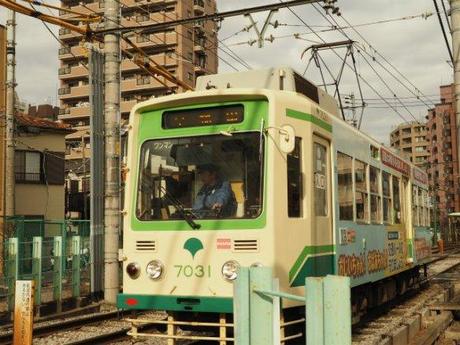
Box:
[389, 121, 429, 168]
[426, 84, 460, 229]
[58, 0, 218, 217]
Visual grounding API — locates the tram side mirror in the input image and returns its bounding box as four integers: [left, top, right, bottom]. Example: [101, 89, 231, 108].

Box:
[279, 125, 295, 154]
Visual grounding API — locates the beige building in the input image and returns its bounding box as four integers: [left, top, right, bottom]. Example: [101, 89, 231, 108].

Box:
[12, 115, 72, 220]
[390, 121, 430, 168]
[58, 0, 218, 128]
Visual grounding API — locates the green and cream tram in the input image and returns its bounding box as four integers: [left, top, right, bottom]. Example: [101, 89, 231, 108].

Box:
[118, 68, 432, 339]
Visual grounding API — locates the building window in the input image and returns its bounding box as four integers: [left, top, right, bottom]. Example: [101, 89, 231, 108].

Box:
[355, 160, 368, 222]
[337, 152, 353, 220]
[287, 137, 302, 218]
[314, 143, 328, 216]
[382, 172, 391, 223]
[369, 166, 381, 223]
[15, 151, 42, 183]
[187, 72, 194, 81]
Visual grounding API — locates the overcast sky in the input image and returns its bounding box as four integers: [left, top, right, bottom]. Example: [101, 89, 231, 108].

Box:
[0, 0, 454, 143]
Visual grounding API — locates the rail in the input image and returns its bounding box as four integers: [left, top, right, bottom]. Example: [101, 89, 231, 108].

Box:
[234, 267, 351, 345]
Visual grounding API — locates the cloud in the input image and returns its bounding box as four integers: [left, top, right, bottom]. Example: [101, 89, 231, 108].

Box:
[0, 0, 452, 143]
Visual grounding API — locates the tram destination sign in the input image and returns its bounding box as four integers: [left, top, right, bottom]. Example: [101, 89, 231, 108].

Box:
[162, 105, 244, 129]
[380, 148, 410, 175]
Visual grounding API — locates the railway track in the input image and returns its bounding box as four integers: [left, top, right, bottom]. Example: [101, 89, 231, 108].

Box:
[0, 310, 125, 345]
[352, 251, 460, 345]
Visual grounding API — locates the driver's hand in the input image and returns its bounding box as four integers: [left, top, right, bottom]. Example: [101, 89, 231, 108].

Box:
[212, 203, 223, 212]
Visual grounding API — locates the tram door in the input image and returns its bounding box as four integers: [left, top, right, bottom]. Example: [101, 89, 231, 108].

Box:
[312, 135, 333, 247]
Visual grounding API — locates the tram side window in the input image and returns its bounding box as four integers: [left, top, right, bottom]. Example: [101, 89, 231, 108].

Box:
[393, 176, 401, 224]
[412, 186, 419, 226]
[337, 152, 353, 220]
[287, 137, 303, 218]
[420, 189, 426, 226]
[314, 143, 328, 216]
[424, 190, 430, 226]
[355, 160, 368, 222]
[369, 166, 381, 223]
[382, 172, 392, 223]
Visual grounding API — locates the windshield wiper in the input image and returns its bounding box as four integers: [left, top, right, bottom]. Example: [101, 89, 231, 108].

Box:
[159, 185, 201, 230]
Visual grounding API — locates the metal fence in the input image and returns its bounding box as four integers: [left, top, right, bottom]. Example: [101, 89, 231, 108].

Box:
[234, 267, 352, 345]
[0, 218, 90, 313]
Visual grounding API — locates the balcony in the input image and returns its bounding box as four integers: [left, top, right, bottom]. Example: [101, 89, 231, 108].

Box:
[194, 41, 206, 53]
[59, 65, 88, 80]
[59, 46, 87, 60]
[59, 106, 90, 121]
[58, 87, 71, 95]
[58, 67, 71, 76]
[59, 85, 90, 100]
[194, 64, 206, 75]
[121, 77, 174, 92]
[193, 0, 205, 15]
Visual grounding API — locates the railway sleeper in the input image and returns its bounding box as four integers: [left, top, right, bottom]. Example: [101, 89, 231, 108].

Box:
[126, 308, 306, 345]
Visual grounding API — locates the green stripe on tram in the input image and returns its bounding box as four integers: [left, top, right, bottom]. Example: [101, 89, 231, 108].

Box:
[289, 245, 335, 286]
[286, 108, 333, 133]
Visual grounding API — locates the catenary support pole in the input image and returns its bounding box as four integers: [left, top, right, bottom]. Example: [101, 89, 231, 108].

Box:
[452, 0, 460, 202]
[5, 7, 16, 224]
[103, 0, 121, 305]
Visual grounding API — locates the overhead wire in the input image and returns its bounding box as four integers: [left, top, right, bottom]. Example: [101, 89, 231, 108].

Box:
[337, 14, 437, 108]
[112, 0, 246, 71]
[278, 0, 413, 124]
[27, 2, 90, 71]
[311, 3, 431, 123]
[225, 12, 434, 46]
[432, 0, 454, 64]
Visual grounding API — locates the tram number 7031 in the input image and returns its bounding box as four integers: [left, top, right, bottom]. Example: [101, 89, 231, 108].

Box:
[174, 265, 211, 278]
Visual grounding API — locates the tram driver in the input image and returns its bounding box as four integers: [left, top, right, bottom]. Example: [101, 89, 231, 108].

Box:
[192, 164, 237, 218]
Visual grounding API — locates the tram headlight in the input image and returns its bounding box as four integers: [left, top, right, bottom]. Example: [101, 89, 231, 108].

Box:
[146, 260, 164, 280]
[126, 262, 140, 279]
[222, 260, 240, 281]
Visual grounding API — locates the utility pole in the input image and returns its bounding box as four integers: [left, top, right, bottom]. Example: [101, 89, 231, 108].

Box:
[103, 0, 120, 305]
[451, 0, 460, 199]
[5, 8, 16, 222]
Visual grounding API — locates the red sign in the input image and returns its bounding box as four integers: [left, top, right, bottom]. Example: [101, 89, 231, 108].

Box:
[413, 167, 428, 185]
[381, 148, 410, 175]
[216, 238, 231, 250]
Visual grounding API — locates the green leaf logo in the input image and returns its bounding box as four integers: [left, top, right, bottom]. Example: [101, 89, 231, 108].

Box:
[183, 238, 204, 259]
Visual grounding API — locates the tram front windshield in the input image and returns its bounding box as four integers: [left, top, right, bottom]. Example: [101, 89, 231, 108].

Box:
[136, 132, 264, 221]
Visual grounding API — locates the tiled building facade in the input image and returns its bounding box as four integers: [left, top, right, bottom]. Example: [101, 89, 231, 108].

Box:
[426, 84, 460, 228]
[389, 122, 429, 168]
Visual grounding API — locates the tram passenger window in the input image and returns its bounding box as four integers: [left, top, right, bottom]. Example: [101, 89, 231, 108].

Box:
[424, 190, 430, 226]
[393, 176, 401, 224]
[337, 152, 353, 220]
[370, 166, 381, 223]
[355, 160, 368, 222]
[314, 143, 328, 216]
[420, 189, 426, 226]
[287, 138, 302, 218]
[382, 172, 391, 223]
[412, 186, 419, 226]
